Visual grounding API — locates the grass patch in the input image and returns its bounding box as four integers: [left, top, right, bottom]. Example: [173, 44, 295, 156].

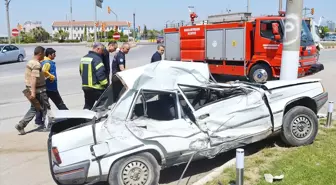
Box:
[206, 120, 336, 185]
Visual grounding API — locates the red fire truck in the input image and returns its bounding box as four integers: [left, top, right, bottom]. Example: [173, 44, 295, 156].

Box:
[163, 11, 324, 83]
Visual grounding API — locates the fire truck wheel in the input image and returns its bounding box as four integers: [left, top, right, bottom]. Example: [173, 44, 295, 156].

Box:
[248, 63, 272, 83]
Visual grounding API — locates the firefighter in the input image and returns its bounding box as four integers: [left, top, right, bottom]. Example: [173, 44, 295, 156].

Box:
[151, 45, 165, 63]
[80, 42, 108, 110]
[101, 41, 119, 83]
[15, 46, 51, 135]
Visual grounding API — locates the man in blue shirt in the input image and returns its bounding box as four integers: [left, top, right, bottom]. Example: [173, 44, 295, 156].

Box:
[35, 48, 68, 125]
[151, 45, 165, 63]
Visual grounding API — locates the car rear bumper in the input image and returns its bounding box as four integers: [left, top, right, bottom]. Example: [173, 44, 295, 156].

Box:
[313, 92, 328, 112]
[52, 160, 91, 185]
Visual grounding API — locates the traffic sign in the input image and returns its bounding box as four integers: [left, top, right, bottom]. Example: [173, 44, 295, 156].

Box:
[113, 32, 120, 40]
[12, 28, 19, 37]
[96, 0, 103, 8]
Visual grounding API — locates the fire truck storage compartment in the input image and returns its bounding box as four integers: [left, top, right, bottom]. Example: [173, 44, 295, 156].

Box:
[164, 32, 180, 61]
[180, 26, 205, 61]
[206, 27, 246, 61]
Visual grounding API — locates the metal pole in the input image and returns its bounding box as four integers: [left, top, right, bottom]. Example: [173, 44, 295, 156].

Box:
[326, 101, 334, 128]
[5, 0, 11, 44]
[247, 0, 249, 12]
[279, 0, 282, 11]
[133, 12, 136, 39]
[70, 0, 73, 40]
[94, 0, 97, 42]
[236, 148, 244, 185]
[279, 0, 303, 80]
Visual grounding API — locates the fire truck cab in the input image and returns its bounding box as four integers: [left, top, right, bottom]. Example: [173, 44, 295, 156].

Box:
[163, 12, 324, 83]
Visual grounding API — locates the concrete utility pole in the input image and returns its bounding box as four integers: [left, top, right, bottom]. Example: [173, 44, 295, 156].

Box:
[5, 0, 12, 44]
[70, 0, 73, 40]
[279, 0, 282, 11]
[280, 0, 304, 80]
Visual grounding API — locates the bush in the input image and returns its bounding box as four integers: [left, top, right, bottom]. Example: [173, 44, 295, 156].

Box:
[58, 39, 81, 43]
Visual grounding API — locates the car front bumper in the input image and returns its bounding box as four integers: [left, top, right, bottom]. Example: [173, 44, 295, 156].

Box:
[313, 92, 328, 112]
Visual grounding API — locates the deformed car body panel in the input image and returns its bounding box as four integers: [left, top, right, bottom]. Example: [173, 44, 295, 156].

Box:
[47, 60, 328, 185]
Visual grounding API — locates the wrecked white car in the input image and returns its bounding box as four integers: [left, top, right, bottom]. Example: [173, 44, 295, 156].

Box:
[47, 61, 328, 185]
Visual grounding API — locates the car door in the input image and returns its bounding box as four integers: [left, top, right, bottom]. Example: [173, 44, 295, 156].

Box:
[2, 45, 15, 62]
[126, 89, 207, 164]
[9, 45, 20, 61]
[178, 84, 272, 149]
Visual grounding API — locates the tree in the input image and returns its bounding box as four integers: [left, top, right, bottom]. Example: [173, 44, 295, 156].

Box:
[84, 25, 87, 41]
[143, 25, 148, 39]
[54, 29, 69, 41]
[148, 30, 156, 39]
[319, 26, 330, 38]
[30, 27, 50, 42]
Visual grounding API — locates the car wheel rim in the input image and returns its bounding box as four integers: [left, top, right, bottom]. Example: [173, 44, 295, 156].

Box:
[291, 115, 313, 140]
[122, 161, 149, 185]
[252, 69, 268, 83]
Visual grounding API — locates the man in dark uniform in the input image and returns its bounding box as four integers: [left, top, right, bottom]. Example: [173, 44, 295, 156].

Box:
[111, 42, 130, 101]
[101, 41, 118, 84]
[151, 45, 165, 63]
[111, 42, 131, 75]
[80, 42, 108, 110]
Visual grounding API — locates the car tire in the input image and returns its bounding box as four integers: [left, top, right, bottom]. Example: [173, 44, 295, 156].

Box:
[280, 106, 318, 147]
[248, 63, 273, 83]
[17, 54, 24, 62]
[108, 152, 160, 185]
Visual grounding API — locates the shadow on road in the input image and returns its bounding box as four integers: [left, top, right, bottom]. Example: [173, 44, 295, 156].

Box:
[0, 60, 26, 65]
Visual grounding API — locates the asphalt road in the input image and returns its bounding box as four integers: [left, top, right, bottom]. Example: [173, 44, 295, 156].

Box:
[0, 45, 335, 185]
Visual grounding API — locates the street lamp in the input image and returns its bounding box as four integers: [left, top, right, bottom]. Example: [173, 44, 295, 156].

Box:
[70, 0, 73, 40]
[5, 0, 12, 44]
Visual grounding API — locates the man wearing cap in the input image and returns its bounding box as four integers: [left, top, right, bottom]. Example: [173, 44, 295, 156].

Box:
[80, 42, 108, 110]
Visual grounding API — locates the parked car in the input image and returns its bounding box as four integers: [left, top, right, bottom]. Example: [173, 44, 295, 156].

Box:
[0, 44, 26, 63]
[47, 61, 328, 185]
[157, 36, 164, 44]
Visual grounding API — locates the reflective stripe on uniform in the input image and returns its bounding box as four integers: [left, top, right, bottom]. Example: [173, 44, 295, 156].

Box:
[99, 78, 108, 85]
[95, 62, 104, 70]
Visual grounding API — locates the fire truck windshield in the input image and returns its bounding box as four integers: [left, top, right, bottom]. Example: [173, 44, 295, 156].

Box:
[301, 20, 314, 46]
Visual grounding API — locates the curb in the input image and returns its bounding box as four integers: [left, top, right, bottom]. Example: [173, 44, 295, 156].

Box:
[192, 158, 236, 185]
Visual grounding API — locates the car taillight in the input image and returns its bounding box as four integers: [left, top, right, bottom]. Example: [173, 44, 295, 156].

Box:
[52, 147, 62, 164]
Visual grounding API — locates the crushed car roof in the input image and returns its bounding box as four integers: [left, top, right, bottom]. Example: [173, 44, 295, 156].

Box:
[116, 60, 211, 91]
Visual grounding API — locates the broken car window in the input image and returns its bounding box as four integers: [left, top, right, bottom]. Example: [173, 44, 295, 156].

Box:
[131, 90, 178, 121]
[178, 85, 248, 111]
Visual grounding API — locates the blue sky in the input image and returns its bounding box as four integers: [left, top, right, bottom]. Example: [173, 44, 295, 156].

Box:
[0, 0, 334, 33]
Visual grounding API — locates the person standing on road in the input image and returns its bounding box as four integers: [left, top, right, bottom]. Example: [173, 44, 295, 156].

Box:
[34, 48, 69, 126]
[80, 42, 108, 110]
[15, 46, 51, 135]
[111, 42, 130, 101]
[101, 41, 118, 84]
[151, 45, 165, 63]
[111, 42, 130, 75]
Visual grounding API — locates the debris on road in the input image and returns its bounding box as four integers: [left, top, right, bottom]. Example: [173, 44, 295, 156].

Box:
[264, 173, 284, 183]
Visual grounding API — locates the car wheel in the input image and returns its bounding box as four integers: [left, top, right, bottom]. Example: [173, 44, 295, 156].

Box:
[108, 152, 160, 185]
[248, 63, 272, 83]
[17, 54, 24, 62]
[281, 106, 318, 147]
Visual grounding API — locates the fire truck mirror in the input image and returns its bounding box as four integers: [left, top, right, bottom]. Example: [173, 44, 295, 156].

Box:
[271, 22, 279, 35]
[274, 35, 281, 41]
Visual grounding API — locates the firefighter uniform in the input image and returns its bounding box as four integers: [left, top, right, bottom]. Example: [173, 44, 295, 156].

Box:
[80, 51, 108, 110]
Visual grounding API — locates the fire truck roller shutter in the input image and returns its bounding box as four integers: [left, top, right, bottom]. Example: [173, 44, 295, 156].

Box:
[248, 62, 273, 83]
